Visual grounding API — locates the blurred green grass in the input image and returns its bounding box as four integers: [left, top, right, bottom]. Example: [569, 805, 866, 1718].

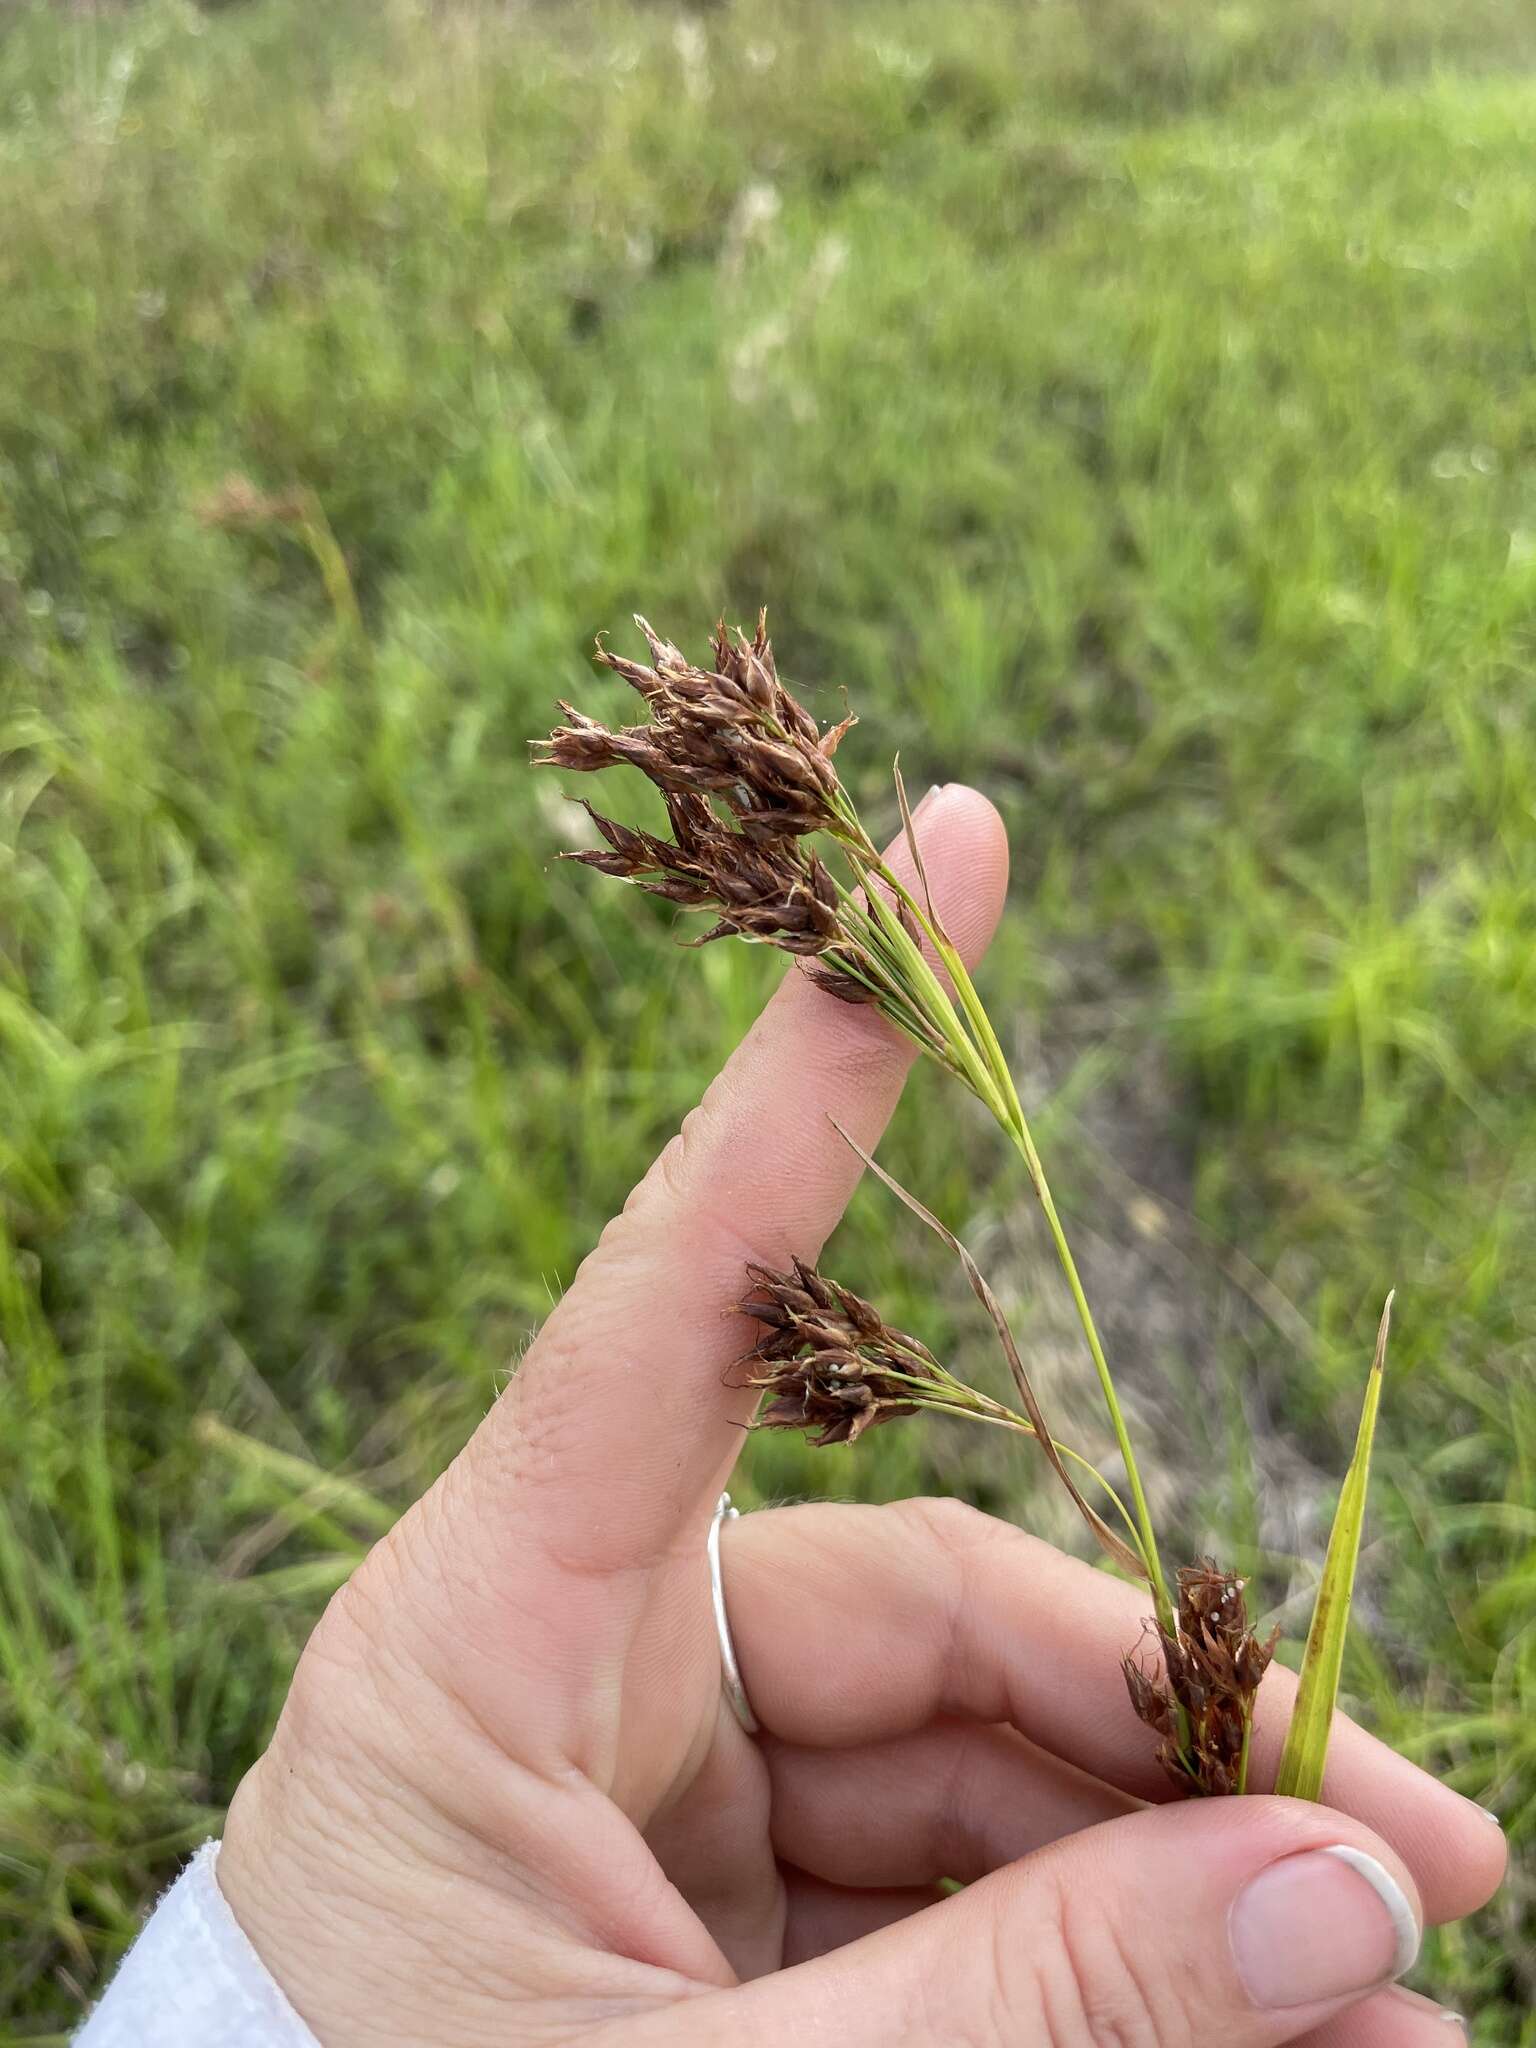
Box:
[2, 0, 1534, 2035]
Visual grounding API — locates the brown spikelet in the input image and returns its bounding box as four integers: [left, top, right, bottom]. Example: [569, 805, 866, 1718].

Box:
[583, 612, 851, 832]
[533, 614, 884, 977]
[542, 610, 1063, 1046]
[737, 1260, 945, 1447]
[1122, 1560, 1279, 1797]
[806, 959, 881, 1004]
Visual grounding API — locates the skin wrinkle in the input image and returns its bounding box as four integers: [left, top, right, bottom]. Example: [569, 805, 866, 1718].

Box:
[622, 976, 899, 1250]
[645, 1731, 782, 1983]
[401, 1696, 707, 1971]
[226, 1762, 503, 2038]
[280, 1559, 733, 1990]
[936, 1720, 1010, 1881]
[978, 1897, 1032, 2048]
[594, 997, 910, 1291]
[287, 1687, 733, 2009]
[909, 1496, 1015, 1726]
[315, 1539, 543, 1773]
[276, 1673, 562, 1927]
[409, 1443, 720, 1803]
[760, 1721, 1139, 1891]
[425, 1529, 722, 1871]
[1053, 1885, 1169, 2048]
[614, 1134, 773, 1292]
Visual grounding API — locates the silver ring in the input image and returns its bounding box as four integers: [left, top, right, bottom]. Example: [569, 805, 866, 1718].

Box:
[709, 1494, 760, 1734]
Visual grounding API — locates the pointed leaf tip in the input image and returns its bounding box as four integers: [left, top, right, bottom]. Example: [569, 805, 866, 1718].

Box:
[1273, 1294, 1394, 1802]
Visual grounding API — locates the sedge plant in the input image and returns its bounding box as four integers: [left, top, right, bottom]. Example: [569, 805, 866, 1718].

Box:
[536, 611, 1390, 1800]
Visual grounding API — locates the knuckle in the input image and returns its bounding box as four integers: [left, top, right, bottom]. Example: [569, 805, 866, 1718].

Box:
[614, 1100, 766, 1280]
[634, 1116, 696, 1217]
[898, 1492, 999, 1555]
[895, 1495, 1036, 1718]
[897, 1492, 1042, 1572]
[910, 1918, 1009, 2048]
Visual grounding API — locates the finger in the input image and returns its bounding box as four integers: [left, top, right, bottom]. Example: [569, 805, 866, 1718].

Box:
[642, 1704, 780, 1984]
[633, 1798, 1428, 2048]
[1297, 1984, 1473, 2047]
[477, 784, 1008, 1575]
[725, 1499, 1507, 1925]
[780, 1804, 1474, 2040]
[779, 1871, 942, 1965]
[763, 1718, 1138, 1889]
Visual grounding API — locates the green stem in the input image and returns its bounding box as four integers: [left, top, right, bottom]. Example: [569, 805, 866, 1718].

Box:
[1236, 1704, 1255, 1796]
[958, 1406, 1150, 1567]
[848, 1372, 1149, 1572]
[1000, 1115, 1175, 1635]
[876, 862, 1177, 1637]
[836, 881, 1012, 1123]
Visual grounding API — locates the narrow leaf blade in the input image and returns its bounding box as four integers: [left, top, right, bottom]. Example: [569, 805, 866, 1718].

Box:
[1273, 1293, 1393, 1801]
[891, 757, 939, 931]
[830, 1118, 1149, 1582]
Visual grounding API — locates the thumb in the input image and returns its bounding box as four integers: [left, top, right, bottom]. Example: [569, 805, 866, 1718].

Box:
[662, 1798, 1426, 2048]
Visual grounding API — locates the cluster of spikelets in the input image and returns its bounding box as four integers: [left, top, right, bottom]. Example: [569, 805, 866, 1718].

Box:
[738, 1259, 933, 1445]
[536, 616, 867, 976]
[736, 1256, 1051, 1450]
[1124, 1562, 1280, 1797]
[536, 616, 993, 1081]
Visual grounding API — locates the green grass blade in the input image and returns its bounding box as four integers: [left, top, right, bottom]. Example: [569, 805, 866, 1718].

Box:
[1274, 1293, 1394, 1801]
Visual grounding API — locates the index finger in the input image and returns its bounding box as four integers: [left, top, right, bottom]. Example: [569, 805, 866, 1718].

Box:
[475, 783, 1009, 1575]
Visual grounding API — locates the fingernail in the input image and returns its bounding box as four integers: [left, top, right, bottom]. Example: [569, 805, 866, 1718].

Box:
[1384, 1984, 1469, 2032]
[1229, 1846, 1421, 2009]
[913, 783, 944, 818]
[1478, 1804, 1503, 1827]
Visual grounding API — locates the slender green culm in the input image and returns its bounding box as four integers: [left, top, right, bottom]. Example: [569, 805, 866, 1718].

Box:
[880, 769, 1176, 1633]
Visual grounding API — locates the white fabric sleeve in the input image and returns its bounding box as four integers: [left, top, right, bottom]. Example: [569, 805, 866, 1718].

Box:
[74, 1840, 320, 2048]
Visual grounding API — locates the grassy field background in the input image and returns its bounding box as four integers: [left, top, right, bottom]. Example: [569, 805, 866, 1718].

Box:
[2, 0, 1535, 2036]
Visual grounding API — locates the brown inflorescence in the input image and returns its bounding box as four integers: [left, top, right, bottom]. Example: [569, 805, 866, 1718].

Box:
[738, 1258, 946, 1447]
[534, 614, 880, 973]
[1123, 1560, 1279, 1798]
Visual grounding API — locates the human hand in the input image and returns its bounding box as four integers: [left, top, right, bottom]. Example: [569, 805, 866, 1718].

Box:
[218, 784, 1504, 2046]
